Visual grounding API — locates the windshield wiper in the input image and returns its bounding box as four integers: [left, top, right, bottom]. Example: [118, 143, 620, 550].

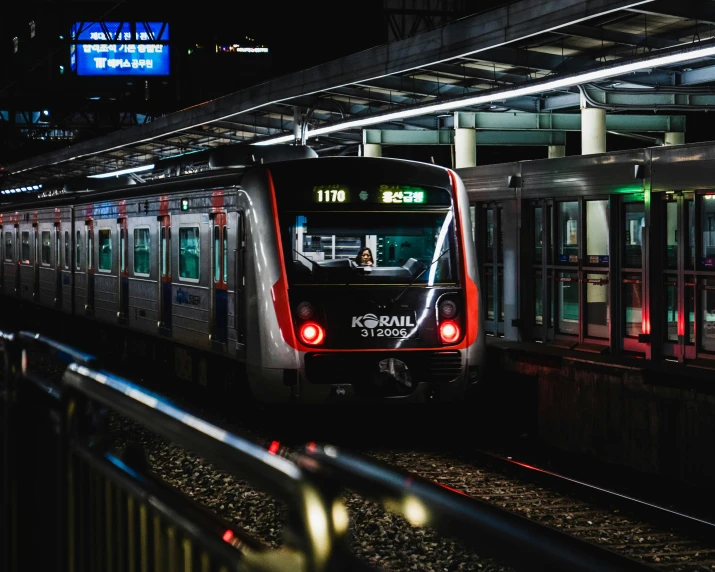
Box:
[391, 248, 451, 305]
[292, 249, 318, 268]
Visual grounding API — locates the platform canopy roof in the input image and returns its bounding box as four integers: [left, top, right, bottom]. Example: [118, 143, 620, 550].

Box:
[4, 0, 715, 191]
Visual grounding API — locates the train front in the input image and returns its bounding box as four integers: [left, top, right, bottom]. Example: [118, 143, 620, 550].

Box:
[268, 157, 484, 404]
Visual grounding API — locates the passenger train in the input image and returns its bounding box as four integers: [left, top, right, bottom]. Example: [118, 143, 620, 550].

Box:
[0, 146, 485, 403]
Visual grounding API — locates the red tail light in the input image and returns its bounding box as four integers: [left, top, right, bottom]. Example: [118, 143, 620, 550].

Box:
[300, 322, 325, 345]
[439, 321, 460, 344]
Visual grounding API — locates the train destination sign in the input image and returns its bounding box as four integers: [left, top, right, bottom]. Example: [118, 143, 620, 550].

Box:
[311, 184, 449, 206]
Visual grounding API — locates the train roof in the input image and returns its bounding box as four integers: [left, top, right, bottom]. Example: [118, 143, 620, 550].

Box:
[0, 151, 454, 213]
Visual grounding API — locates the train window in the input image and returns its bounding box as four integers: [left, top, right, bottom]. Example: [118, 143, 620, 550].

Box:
[558, 202, 579, 260]
[41, 231, 51, 266]
[76, 231, 81, 270]
[557, 272, 579, 335]
[623, 274, 648, 340]
[21, 231, 30, 264]
[665, 279, 678, 342]
[485, 208, 494, 263]
[134, 228, 151, 276]
[56, 230, 61, 268]
[586, 200, 609, 260]
[701, 278, 715, 352]
[4, 232, 12, 261]
[701, 196, 715, 266]
[214, 226, 220, 283]
[167, 228, 171, 277]
[160, 228, 166, 276]
[534, 207, 543, 260]
[179, 227, 200, 281]
[120, 229, 126, 273]
[223, 226, 227, 283]
[98, 229, 112, 272]
[64, 231, 70, 270]
[665, 201, 677, 270]
[87, 231, 93, 270]
[624, 203, 645, 268]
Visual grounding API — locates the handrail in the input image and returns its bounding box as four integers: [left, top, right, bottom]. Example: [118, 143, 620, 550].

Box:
[2, 328, 663, 572]
[298, 442, 658, 572]
[62, 363, 345, 571]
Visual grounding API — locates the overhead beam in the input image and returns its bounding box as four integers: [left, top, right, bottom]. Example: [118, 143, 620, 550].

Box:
[556, 23, 680, 49]
[450, 111, 685, 132]
[627, 1, 715, 25]
[364, 128, 567, 146]
[3, 0, 656, 175]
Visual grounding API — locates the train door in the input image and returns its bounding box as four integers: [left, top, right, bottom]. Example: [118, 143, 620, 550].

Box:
[14, 224, 20, 296]
[61, 225, 72, 313]
[0, 221, 3, 292]
[477, 203, 504, 336]
[86, 219, 95, 314]
[158, 214, 172, 334]
[117, 217, 129, 323]
[33, 223, 40, 300]
[620, 194, 650, 356]
[54, 222, 62, 307]
[233, 211, 246, 357]
[210, 212, 228, 349]
[37, 222, 55, 307]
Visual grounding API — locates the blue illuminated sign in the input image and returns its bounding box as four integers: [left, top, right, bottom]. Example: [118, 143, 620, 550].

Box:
[70, 22, 170, 76]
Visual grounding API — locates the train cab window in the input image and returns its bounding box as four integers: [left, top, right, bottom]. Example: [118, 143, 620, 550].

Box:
[64, 231, 70, 270]
[98, 229, 112, 272]
[179, 227, 200, 281]
[134, 228, 150, 276]
[558, 202, 579, 261]
[284, 211, 455, 285]
[4, 232, 12, 261]
[214, 226, 220, 283]
[21, 231, 30, 264]
[41, 231, 51, 266]
[223, 226, 228, 283]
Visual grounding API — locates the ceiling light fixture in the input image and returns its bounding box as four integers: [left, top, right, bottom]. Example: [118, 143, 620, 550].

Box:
[253, 42, 715, 146]
[88, 164, 155, 178]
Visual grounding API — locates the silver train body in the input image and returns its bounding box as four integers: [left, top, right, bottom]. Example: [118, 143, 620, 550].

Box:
[0, 151, 485, 403]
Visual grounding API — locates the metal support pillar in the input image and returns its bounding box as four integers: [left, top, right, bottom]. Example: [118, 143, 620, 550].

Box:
[581, 107, 606, 155]
[455, 128, 476, 168]
[664, 132, 685, 146]
[548, 145, 565, 158]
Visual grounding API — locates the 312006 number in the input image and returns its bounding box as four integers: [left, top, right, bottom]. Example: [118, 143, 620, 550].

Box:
[361, 328, 408, 338]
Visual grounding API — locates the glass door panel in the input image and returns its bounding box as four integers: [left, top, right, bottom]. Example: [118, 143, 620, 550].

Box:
[557, 272, 579, 335]
[586, 273, 609, 339]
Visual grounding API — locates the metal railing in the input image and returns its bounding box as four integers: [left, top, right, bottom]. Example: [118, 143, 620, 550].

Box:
[1, 329, 657, 572]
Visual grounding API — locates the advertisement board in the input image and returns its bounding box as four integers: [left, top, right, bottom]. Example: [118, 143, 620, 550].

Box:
[70, 22, 170, 76]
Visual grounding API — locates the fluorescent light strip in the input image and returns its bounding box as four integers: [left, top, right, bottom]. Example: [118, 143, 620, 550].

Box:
[88, 164, 155, 179]
[254, 43, 715, 146]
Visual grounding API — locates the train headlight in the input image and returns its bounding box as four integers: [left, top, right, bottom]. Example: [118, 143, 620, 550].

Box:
[439, 299, 458, 319]
[296, 301, 315, 320]
[300, 322, 325, 345]
[439, 321, 460, 344]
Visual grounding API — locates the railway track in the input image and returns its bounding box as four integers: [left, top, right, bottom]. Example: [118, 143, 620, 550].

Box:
[9, 310, 715, 571]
